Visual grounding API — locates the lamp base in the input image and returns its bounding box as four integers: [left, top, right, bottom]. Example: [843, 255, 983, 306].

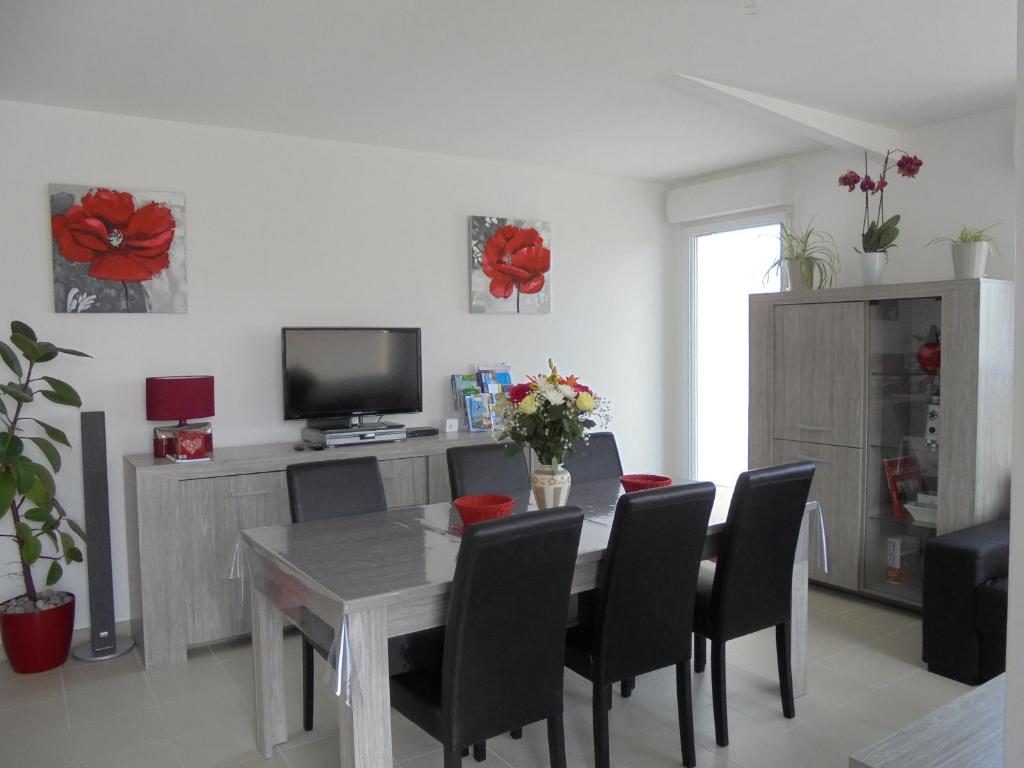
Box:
[153, 422, 213, 459]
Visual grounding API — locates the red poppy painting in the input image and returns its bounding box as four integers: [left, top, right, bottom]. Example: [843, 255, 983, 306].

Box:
[469, 215, 551, 314]
[50, 184, 187, 313]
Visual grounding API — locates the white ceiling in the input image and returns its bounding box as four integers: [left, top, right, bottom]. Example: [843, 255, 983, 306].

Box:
[0, 0, 1015, 180]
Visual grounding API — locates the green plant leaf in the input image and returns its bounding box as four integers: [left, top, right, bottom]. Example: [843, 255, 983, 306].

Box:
[66, 546, 83, 564]
[10, 333, 40, 362]
[56, 346, 91, 358]
[23, 418, 70, 447]
[23, 507, 52, 523]
[65, 518, 86, 539]
[0, 472, 15, 517]
[22, 535, 42, 566]
[0, 397, 7, 417]
[26, 437, 60, 472]
[0, 433, 24, 460]
[40, 376, 82, 407]
[11, 321, 36, 341]
[14, 520, 32, 542]
[59, 531, 75, 556]
[43, 529, 58, 549]
[34, 342, 59, 363]
[45, 561, 63, 587]
[12, 455, 36, 494]
[0, 382, 33, 403]
[25, 473, 53, 511]
[0, 341, 22, 378]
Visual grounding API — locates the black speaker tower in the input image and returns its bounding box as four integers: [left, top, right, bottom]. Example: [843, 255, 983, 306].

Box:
[71, 411, 135, 662]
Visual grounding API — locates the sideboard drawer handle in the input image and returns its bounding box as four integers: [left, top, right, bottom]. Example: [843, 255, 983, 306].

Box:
[797, 423, 831, 432]
[797, 454, 831, 465]
[230, 489, 274, 498]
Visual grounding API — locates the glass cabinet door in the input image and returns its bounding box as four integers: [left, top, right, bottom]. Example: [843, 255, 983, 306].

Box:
[863, 297, 941, 606]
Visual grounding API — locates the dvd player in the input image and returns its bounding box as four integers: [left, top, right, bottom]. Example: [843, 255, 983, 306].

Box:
[302, 425, 407, 447]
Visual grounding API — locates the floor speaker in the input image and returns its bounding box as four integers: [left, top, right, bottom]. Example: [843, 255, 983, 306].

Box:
[71, 411, 135, 662]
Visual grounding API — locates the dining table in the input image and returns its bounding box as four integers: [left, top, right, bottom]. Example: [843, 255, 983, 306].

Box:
[239, 478, 819, 766]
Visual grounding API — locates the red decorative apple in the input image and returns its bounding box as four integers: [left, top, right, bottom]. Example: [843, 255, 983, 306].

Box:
[917, 341, 940, 373]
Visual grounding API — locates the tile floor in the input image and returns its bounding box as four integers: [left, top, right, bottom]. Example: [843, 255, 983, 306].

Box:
[0, 587, 971, 768]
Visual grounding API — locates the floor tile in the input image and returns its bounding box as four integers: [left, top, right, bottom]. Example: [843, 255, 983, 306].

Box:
[838, 600, 919, 633]
[171, 715, 261, 768]
[0, 668, 64, 710]
[0, 724, 73, 768]
[147, 661, 236, 705]
[68, 706, 169, 764]
[159, 686, 252, 738]
[0, 696, 69, 739]
[73, 738, 180, 768]
[66, 672, 157, 726]
[609, 724, 726, 767]
[485, 718, 591, 767]
[60, 648, 145, 692]
[400, 748, 515, 767]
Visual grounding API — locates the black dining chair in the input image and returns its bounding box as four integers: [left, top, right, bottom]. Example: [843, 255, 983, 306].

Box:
[562, 431, 623, 483]
[389, 507, 585, 768]
[564, 483, 716, 768]
[692, 462, 815, 747]
[446, 443, 530, 499]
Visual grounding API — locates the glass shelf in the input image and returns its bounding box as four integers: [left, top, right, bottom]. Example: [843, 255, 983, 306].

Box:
[867, 512, 937, 530]
[869, 371, 939, 378]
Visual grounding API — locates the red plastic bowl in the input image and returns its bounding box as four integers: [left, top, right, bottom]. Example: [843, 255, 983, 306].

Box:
[620, 474, 672, 493]
[453, 494, 515, 527]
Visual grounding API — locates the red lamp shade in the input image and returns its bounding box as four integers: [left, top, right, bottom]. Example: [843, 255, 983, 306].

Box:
[146, 376, 215, 423]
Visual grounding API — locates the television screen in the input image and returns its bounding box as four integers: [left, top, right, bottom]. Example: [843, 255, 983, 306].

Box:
[282, 327, 422, 420]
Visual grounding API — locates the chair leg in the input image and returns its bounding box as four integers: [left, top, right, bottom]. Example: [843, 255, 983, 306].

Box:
[676, 661, 696, 768]
[547, 715, 567, 768]
[473, 742, 486, 761]
[776, 622, 796, 719]
[711, 640, 729, 747]
[693, 633, 706, 673]
[301, 639, 314, 732]
[620, 676, 635, 698]
[461, 747, 469, 757]
[510, 728, 523, 739]
[593, 681, 612, 768]
[446, 746, 464, 768]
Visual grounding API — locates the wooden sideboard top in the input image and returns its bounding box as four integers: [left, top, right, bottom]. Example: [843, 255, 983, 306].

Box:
[125, 431, 496, 479]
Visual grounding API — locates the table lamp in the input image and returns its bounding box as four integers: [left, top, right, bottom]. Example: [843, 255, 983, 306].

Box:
[146, 375, 215, 460]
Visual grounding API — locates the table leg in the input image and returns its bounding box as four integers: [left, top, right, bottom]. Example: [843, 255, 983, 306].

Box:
[339, 606, 393, 768]
[251, 581, 287, 758]
[790, 558, 809, 697]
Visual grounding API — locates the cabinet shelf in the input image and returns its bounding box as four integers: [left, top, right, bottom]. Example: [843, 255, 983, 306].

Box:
[867, 512, 936, 530]
[869, 371, 939, 378]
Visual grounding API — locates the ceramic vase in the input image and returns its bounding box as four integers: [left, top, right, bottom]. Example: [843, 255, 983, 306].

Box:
[862, 251, 887, 285]
[532, 465, 572, 509]
[951, 242, 988, 279]
[783, 260, 807, 291]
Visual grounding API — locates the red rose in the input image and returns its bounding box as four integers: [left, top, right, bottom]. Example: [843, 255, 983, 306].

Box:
[896, 154, 923, 178]
[838, 170, 861, 191]
[506, 383, 532, 404]
[859, 176, 876, 193]
[481, 225, 551, 299]
[51, 188, 176, 282]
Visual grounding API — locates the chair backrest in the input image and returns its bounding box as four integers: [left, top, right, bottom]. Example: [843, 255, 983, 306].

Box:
[562, 432, 623, 483]
[710, 462, 815, 640]
[594, 482, 715, 682]
[441, 507, 584, 746]
[446, 443, 530, 498]
[285, 456, 387, 523]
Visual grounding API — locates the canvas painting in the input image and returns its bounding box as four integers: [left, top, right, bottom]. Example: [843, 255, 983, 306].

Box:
[50, 184, 187, 313]
[469, 215, 551, 314]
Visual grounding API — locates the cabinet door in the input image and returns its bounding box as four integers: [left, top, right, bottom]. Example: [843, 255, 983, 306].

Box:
[379, 457, 429, 507]
[773, 302, 866, 448]
[772, 439, 863, 591]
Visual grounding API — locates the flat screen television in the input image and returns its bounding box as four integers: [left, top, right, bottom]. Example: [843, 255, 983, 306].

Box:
[282, 327, 422, 422]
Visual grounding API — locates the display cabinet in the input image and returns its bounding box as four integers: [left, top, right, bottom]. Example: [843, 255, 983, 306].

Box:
[749, 279, 1013, 609]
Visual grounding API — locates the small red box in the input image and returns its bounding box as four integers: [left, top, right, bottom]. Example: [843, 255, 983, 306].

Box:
[174, 431, 208, 461]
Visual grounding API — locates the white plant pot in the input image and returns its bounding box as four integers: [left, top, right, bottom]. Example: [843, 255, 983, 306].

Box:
[532, 465, 572, 509]
[861, 251, 888, 285]
[951, 241, 988, 279]
[783, 260, 807, 291]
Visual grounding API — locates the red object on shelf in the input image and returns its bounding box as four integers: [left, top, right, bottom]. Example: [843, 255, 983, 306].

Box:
[453, 494, 515, 527]
[916, 342, 941, 373]
[882, 457, 922, 521]
[146, 376, 215, 458]
[619, 474, 672, 493]
[0, 594, 75, 673]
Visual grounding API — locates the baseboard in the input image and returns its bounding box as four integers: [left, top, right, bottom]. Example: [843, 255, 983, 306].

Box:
[0, 619, 135, 665]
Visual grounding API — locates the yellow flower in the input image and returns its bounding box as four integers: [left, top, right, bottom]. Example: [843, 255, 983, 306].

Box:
[518, 394, 539, 415]
[576, 391, 596, 412]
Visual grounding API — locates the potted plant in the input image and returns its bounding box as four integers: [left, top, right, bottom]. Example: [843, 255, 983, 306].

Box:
[492, 360, 608, 508]
[927, 225, 999, 279]
[766, 222, 840, 291]
[0, 321, 89, 673]
[838, 150, 923, 285]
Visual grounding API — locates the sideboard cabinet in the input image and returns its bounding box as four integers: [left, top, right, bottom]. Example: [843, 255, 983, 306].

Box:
[749, 279, 1013, 608]
[124, 432, 494, 668]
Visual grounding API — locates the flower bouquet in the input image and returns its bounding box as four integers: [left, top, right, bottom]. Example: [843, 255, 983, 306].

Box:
[493, 360, 609, 508]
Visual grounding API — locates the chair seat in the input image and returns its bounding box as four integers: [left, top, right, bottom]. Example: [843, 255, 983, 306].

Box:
[390, 665, 444, 739]
[976, 577, 1009, 637]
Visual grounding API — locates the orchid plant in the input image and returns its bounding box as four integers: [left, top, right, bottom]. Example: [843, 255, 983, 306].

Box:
[838, 150, 923, 253]
[493, 360, 609, 470]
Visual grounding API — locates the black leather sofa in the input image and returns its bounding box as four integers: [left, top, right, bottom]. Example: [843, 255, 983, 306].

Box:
[922, 518, 1009, 685]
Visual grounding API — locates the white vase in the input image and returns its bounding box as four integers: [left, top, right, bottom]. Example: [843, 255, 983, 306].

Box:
[861, 251, 887, 285]
[951, 242, 988, 279]
[532, 465, 572, 509]
[782, 260, 807, 291]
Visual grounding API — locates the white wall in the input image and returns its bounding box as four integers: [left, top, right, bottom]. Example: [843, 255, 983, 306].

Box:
[0, 99, 672, 630]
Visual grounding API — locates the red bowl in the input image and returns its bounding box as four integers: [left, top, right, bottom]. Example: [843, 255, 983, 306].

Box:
[620, 474, 672, 493]
[453, 494, 515, 527]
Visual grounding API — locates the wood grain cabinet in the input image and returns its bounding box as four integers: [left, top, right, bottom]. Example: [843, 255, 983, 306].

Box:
[750, 279, 1013, 608]
[125, 433, 493, 668]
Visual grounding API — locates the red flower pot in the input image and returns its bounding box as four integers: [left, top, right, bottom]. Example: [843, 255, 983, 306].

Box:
[0, 593, 75, 674]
